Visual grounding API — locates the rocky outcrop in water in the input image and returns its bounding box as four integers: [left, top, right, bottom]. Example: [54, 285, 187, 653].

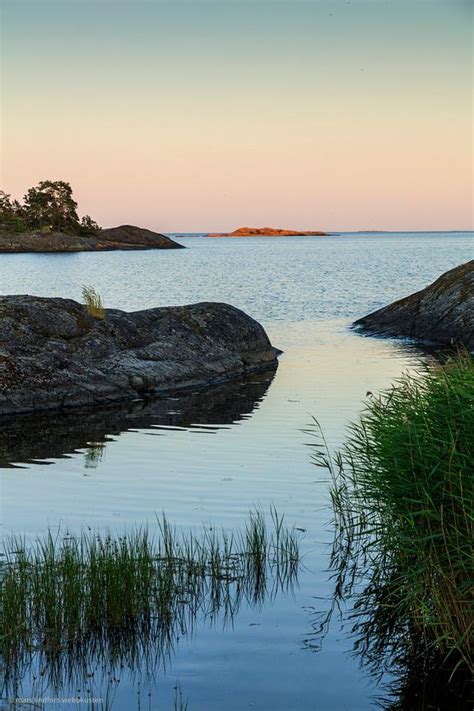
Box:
[0, 296, 279, 415]
[354, 261, 474, 349]
[208, 226, 327, 237]
[0, 225, 183, 252]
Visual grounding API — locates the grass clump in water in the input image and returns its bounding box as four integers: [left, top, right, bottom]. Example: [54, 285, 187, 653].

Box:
[0, 509, 299, 690]
[82, 284, 105, 320]
[312, 352, 473, 701]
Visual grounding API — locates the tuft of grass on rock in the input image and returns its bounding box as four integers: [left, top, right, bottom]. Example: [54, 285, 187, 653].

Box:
[82, 285, 105, 320]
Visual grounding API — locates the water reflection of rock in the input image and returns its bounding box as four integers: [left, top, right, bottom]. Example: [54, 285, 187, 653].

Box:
[0, 371, 275, 467]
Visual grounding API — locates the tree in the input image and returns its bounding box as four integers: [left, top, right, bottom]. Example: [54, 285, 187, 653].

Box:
[0, 180, 101, 236]
[0, 191, 13, 224]
[0, 190, 26, 233]
[79, 214, 101, 235]
[23, 180, 81, 233]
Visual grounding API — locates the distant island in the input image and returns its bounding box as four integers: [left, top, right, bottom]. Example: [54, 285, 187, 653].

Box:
[207, 226, 327, 237]
[0, 180, 183, 252]
[0, 225, 183, 253]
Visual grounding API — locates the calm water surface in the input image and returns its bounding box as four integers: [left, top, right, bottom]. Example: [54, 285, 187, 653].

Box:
[0, 233, 472, 710]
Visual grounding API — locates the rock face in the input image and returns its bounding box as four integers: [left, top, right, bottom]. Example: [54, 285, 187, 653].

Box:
[354, 261, 474, 349]
[208, 226, 327, 237]
[0, 296, 279, 415]
[0, 225, 183, 252]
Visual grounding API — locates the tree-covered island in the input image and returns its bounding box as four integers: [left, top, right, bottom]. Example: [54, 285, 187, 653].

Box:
[0, 181, 183, 251]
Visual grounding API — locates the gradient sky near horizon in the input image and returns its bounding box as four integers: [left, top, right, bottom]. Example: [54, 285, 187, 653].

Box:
[1, 0, 472, 232]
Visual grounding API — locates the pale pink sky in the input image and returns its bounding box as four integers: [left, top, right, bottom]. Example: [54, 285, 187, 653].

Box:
[2, 1, 473, 232]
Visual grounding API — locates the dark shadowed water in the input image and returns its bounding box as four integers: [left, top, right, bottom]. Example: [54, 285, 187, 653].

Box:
[0, 232, 472, 710]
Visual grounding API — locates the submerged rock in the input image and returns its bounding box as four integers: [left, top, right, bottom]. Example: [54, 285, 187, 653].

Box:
[0, 296, 279, 415]
[354, 261, 474, 349]
[0, 224, 183, 252]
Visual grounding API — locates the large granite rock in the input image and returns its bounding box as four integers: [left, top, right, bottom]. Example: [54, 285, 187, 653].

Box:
[354, 261, 474, 349]
[0, 296, 279, 415]
[0, 225, 183, 252]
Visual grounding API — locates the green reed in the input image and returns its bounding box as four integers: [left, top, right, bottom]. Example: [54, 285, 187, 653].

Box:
[0, 509, 299, 691]
[312, 352, 473, 686]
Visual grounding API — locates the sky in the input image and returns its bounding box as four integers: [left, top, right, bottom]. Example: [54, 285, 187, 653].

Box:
[1, 0, 472, 232]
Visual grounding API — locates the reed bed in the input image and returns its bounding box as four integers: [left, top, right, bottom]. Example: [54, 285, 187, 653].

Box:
[312, 352, 473, 700]
[0, 509, 299, 691]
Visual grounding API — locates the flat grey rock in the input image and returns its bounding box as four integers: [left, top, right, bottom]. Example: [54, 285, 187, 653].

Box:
[0, 296, 279, 415]
[354, 261, 474, 350]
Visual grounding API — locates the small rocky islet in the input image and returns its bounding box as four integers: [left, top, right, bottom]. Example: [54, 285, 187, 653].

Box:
[207, 226, 327, 237]
[355, 260, 474, 350]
